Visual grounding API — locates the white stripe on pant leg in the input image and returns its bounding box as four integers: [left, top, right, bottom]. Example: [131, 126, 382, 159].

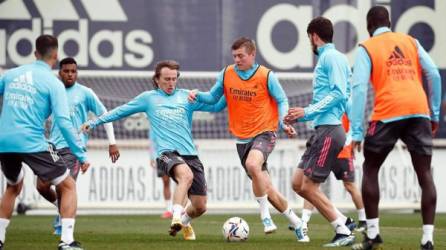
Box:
[6, 168, 24, 186]
[51, 169, 70, 186]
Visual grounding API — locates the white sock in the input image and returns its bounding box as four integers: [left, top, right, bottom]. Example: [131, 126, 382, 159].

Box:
[0, 218, 10, 243]
[301, 208, 313, 224]
[255, 195, 270, 220]
[421, 225, 434, 245]
[334, 207, 347, 224]
[61, 218, 75, 244]
[181, 211, 192, 226]
[357, 208, 366, 221]
[330, 217, 351, 235]
[366, 218, 380, 239]
[166, 200, 173, 212]
[282, 207, 302, 228]
[172, 204, 184, 219]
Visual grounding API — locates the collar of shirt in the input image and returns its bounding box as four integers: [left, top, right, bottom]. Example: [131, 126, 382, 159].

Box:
[316, 43, 335, 57]
[234, 63, 259, 80]
[156, 88, 177, 96]
[373, 26, 391, 36]
[34, 60, 52, 71]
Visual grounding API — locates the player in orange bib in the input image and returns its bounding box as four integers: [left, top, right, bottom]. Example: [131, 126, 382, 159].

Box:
[350, 6, 441, 250]
[189, 37, 307, 241]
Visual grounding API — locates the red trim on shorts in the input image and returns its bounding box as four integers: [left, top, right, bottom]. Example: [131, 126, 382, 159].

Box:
[317, 137, 332, 167]
[367, 121, 377, 136]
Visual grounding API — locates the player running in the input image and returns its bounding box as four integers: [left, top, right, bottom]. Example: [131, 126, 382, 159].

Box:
[285, 17, 355, 247]
[0, 35, 89, 250]
[36, 57, 120, 236]
[189, 37, 306, 241]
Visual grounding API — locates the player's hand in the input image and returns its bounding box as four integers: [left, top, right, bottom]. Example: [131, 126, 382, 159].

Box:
[80, 161, 91, 174]
[188, 89, 198, 102]
[352, 140, 362, 159]
[431, 121, 439, 136]
[109, 144, 120, 163]
[283, 124, 297, 138]
[284, 107, 305, 124]
[80, 123, 91, 133]
[150, 159, 156, 168]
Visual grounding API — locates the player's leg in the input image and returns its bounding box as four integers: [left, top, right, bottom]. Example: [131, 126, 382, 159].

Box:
[294, 126, 354, 246]
[157, 151, 193, 236]
[180, 156, 208, 240]
[0, 154, 25, 249]
[36, 178, 62, 235]
[352, 121, 397, 250]
[343, 181, 366, 231]
[161, 175, 173, 218]
[23, 148, 83, 250]
[52, 148, 80, 236]
[261, 171, 304, 239]
[301, 200, 314, 226]
[401, 118, 436, 249]
[333, 157, 363, 230]
[169, 163, 192, 234]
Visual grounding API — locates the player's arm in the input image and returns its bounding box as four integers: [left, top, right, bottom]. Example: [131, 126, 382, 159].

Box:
[193, 96, 227, 113]
[84, 92, 149, 131]
[189, 69, 225, 104]
[268, 71, 290, 130]
[416, 40, 441, 128]
[87, 89, 120, 163]
[50, 79, 87, 164]
[350, 46, 371, 153]
[0, 74, 4, 95]
[302, 56, 348, 121]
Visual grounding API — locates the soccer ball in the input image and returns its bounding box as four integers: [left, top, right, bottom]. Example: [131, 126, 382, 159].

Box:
[222, 217, 250, 242]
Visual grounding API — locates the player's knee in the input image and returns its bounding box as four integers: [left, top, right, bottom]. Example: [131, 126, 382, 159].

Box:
[292, 179, 303, 194]
[56, 176, 76, 192]
[195, 203, 207, 215]
[245, 162, 261, 178]
[343, 182, 354, 192]
[7, 181, 23, 196]
[177, 170, 193, 186]
[36, 181, 50, 195]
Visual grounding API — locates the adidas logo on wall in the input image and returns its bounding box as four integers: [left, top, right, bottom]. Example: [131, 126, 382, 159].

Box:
[0, 0, 154, 69]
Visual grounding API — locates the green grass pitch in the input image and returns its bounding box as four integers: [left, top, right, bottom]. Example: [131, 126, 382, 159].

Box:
[5, 213, 446, 249]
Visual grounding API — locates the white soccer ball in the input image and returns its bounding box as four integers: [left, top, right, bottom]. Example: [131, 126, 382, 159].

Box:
[222, 217, 250, 242]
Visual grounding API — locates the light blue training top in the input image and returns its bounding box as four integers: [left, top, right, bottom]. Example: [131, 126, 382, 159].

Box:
[50, 82, 107, 149]
[298, 43, 350, 127]
[0, 60, 86, 162]
[88, 88, 226, 157]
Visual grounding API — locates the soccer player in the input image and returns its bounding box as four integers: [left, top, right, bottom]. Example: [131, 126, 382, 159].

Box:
[299, 112, 367, 242]
[82, 60, 226, 240]
[149, 132, 173, 219]
[0, 35, 88, 250]
[36, 57, 120, 235]
[284, 17, 355, 247]
[188, 37, 305, 240]
[350, 6, 441, 250]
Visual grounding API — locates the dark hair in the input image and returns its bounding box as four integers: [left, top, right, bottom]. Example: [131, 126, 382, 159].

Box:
[35, 34, 58, 58]
[152, 60, 180, 89]
[307, 16, 333, 43]
[59, 57, 77, 69]
[231, 37, 256, 54]
[367, 6, 391, 36]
